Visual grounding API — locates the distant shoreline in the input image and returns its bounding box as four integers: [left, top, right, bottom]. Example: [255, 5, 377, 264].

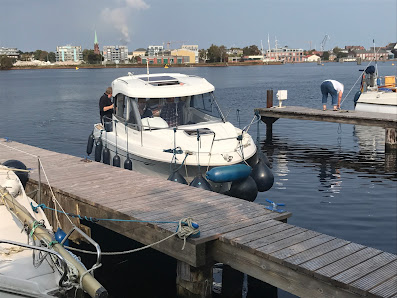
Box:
[9, 61, 288, 70]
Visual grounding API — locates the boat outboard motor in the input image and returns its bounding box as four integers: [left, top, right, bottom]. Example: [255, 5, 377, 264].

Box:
[124, 158, 133, 170]
[168, 171, 187, 185]
[190, 174, 212, 191]
[251, 159, 274, 192]
[226, 176, 258, 202]
[86, 132, 95, 156]
[365, 65, 376, 87]
[2, 160, 28, 188]
[94, 137, 103, 162]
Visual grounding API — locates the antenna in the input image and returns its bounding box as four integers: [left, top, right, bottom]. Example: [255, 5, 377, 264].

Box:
[146, 59, 149, 82]
[373, 39, 378, 78]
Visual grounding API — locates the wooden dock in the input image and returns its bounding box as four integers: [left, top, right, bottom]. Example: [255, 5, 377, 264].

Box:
[255, 106, 397, 150]
[1, 139, 396, 297]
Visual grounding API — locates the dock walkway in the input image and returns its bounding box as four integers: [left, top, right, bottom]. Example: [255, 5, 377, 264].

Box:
[0, 139, 396, 297]
[256, 106, 397, 150]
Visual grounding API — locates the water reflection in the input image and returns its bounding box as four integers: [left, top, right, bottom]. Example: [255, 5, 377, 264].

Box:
[318, 160, 342, 196]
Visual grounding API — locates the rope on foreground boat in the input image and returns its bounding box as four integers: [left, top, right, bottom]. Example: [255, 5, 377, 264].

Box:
[0, 141, 73, 231]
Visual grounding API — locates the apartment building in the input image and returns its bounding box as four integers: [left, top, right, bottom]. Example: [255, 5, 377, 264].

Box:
[56, 45, 83, 62]
[103, 45, 129, 63]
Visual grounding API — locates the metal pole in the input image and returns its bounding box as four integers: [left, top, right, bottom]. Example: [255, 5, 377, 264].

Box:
[38, 157, 42, 204]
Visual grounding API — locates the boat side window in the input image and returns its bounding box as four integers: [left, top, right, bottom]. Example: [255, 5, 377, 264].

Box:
[115, 94, 126, 120]
[127, 97, 140, 129]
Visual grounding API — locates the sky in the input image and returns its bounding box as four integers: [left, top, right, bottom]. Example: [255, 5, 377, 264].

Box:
[1, 0, 396, 53]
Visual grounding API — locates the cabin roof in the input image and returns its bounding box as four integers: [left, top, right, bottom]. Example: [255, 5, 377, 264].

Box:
[112, 73, 215, 98]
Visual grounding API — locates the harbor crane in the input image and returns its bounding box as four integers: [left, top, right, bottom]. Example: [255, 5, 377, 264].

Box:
[320, 34, 330, 51]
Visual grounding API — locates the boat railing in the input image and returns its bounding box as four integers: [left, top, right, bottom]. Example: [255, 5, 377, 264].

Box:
[60, 225, 102, 277]
[0, 239, 68, 287]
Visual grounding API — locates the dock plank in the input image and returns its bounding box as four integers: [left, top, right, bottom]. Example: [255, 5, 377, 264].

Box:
[350, 260, 397, 296]
[331, 252, 397, 286]
[369, 275, 397, 298]
[314, 247, 382, 281]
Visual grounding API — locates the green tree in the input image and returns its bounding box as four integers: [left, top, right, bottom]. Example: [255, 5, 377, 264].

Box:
[207, 44, 220, 63]
[0, 55, 13, 70]
[243, 45, 261, 56]
[322, 51, 330, 61]
[33, 50, 42, 60]
[219, 45, 227, 62]
[82, 49, 101, 64]
[48, 52, 56, 62]
[198, 49, 207, 62]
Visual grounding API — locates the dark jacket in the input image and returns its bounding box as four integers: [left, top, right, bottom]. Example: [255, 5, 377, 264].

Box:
[99, 93, 113, 123]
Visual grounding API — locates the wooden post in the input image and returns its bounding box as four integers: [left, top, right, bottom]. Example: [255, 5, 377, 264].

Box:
[266, 90, 273, 108]
[176, 260, 212, 297]
[385, 128, 397, 152]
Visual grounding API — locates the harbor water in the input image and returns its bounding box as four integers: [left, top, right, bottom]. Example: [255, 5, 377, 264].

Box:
[1, 62, 396, 297]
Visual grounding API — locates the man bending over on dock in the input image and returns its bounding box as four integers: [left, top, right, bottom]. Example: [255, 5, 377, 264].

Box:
[320, 80, 344, 111]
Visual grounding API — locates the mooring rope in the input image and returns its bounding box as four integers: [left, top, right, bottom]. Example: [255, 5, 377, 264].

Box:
[64, 217, 199, 255]
[339, 47, 383, 108]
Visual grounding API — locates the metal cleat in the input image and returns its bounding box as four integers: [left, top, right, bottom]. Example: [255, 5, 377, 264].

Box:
[264, 199, 285, 213]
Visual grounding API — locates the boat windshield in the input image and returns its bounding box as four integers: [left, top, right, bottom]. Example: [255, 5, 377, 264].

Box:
[190, 92, 225, 122]
[127, 93, 225, 129]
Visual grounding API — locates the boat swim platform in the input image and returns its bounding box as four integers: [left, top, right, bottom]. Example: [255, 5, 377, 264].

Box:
[255, 106, 397, 150]
[0, 139, 396, 298]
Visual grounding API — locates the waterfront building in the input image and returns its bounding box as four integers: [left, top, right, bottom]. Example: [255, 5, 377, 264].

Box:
[94, 31, 100, 55]
[55, 45, 83, 62]
[103, 45, 129, 63]
[354, 49, 388, 61]
[306, 54, 321, 62]
[147, 45, 164, 56]
[171, 49, 195, 63]
[345, 45, 365, 51]
[137, 55, 190, 65]
[0, 47, 19, 59]
[228, 56, 241, 63]
[132, 48, 146, 57]
[266, 46, 304, 62]
[181, 45, 199, 63]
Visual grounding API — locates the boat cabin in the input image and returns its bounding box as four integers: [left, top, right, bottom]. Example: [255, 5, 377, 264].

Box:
[110, 73, 225, 131]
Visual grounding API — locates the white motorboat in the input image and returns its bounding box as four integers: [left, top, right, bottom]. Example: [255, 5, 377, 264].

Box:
[354, 66, 397, 114]
[0, 160, 107, 298]
[89, 73, 273, 200]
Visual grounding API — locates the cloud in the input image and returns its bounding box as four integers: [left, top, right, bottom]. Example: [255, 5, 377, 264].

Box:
[125, 0, 149, 9]
[102, 0, 149, 43]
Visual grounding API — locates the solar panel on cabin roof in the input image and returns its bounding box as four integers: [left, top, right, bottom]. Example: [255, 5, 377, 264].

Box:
[145, 76, 177, 82]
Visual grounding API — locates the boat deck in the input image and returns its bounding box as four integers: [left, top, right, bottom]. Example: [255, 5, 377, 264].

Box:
[0, 139, 396, 297]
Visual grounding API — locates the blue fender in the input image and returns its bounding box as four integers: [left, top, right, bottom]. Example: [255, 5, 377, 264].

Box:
[206, 164, 252, 183]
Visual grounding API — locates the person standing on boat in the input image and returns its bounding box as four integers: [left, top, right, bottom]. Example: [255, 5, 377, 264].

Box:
[320, 80, 344, 111]
[99, 87, 114, 123]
